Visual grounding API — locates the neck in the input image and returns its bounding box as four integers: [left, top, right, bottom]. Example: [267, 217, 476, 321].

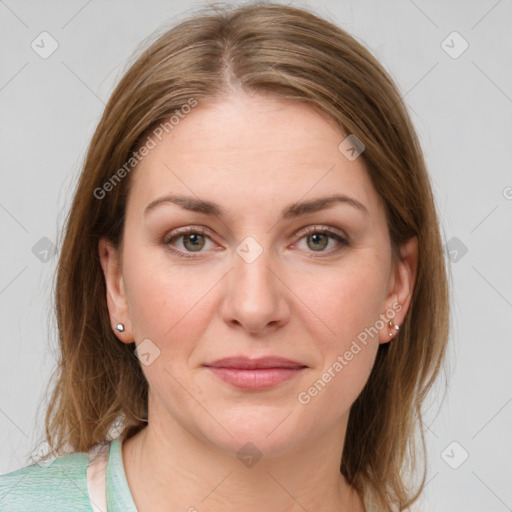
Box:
[121, 411, 364, 511]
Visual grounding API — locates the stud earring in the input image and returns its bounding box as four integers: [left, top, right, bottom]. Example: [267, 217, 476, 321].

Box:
[114, 323, 125, 333]
[388, 320, 400, 337]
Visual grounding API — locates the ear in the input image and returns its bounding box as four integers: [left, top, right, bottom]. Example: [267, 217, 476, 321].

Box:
[98, 237, 132, 344]
[379, 236, 418, 344]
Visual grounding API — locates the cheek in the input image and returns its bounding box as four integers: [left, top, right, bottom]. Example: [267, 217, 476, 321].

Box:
[122, 244, 217, 352]
[295, 258, 388, 349]
[291, 259, 386, 408]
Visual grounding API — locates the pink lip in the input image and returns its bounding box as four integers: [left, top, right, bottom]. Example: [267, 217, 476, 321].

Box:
[204, 356, 307, 390]
[205, 356, 306, 370]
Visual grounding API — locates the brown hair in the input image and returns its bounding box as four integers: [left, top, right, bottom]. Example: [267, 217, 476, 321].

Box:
[41, 3, 449, 510]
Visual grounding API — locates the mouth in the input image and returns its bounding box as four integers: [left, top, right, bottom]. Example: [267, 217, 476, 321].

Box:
[203, 356, 307, 390]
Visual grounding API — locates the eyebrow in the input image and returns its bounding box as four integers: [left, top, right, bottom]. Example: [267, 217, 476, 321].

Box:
[144, 193, 369, 219]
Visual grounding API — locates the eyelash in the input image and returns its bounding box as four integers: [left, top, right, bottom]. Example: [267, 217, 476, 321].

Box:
[163, 225, 349, 260]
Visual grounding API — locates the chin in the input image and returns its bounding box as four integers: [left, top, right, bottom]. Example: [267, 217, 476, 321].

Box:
[193, 408, 309, 459]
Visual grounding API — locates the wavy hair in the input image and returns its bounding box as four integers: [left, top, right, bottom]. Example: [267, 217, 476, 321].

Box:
[40, 3, 450, 510]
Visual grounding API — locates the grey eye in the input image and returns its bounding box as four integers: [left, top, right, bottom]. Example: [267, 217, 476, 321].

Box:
[306, 233, 329, 251]
[181, 233, 206, 251]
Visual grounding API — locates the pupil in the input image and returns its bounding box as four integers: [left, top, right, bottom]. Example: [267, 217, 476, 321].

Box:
[185, 233, 204, 251]
[309, 233, 327, 251]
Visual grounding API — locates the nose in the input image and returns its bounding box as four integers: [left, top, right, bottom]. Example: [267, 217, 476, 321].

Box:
[219, 243, 291, 335]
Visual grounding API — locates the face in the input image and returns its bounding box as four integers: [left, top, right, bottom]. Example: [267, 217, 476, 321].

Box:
[100, 92, 417, 457]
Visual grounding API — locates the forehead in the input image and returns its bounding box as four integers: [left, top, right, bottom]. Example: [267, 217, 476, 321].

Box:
[127, 93, 382, 219]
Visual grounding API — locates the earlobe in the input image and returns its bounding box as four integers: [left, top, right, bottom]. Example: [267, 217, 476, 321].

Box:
[379, 236, 418, 344]
[98, 237, 132, 343]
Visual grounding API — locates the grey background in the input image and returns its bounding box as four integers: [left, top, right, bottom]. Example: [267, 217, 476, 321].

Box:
[1, 1, 511, 511]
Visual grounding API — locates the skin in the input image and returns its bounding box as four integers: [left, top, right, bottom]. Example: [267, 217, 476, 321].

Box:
[99, 91, 417, 512]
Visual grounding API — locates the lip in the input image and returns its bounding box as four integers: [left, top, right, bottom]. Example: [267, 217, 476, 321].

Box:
[204, 356, 307, 391]
[205, 356, 306, 369]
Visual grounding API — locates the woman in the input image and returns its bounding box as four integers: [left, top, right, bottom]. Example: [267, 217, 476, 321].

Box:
[0, 3, 449, 511]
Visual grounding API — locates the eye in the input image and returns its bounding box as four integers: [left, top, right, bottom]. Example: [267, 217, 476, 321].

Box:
[294, 226, 348, 256]
[163, 227, 216, 258]
[163, 225, 349, 259]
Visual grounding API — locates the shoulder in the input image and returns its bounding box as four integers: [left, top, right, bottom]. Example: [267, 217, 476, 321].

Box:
[0, 451, 93, 512]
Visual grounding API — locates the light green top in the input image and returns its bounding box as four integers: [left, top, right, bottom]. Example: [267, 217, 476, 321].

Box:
[1, 438, 382, 511]
[0, 438, 138, 511]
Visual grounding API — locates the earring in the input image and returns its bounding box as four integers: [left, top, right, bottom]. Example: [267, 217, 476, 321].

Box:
[388, 320, 400, 337]
[114, 323, 125, 333]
